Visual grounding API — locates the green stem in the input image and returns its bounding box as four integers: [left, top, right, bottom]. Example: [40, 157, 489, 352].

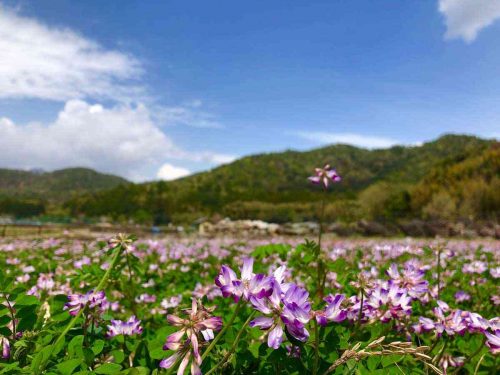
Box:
[201, 299, 244, 361]
[355, 290, 364, 331]
[36, 242, 125, 373]
[205, 310, 256, 375]
[313, 319, 320, 375]
[318, 190, 326, 250]
[436, 246, 442, 300]
[434, 338, 448, 366]
[316, 188, 327, 298]
[1, 294, 16, 341]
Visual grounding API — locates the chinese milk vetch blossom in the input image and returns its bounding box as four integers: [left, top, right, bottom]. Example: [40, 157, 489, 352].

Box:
[386, 263, 428, 299]
[315, 294, 347, 326]
[413, 301, 468, 337]
[438, 354, 465, 374]
[64, 290, 108, 316]
[308, 164, 341, 188]
[454, 291, 471, 303]
[365, 281, 413, 323]
[106, 316, 143, 337]
[249, 280, 311, 349]
[0, 337, 9, 359]
[160, 299, 222, 374]
[485, 330, 500, 354]
[215, 257, 273, 302]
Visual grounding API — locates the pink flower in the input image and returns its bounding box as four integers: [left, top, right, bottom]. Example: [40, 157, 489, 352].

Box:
[0, 337, 9, 359]
[308, 164, 341, 188]
[160, 299, 222, 374]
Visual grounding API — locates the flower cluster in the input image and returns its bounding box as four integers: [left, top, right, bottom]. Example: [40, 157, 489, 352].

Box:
[106, 316, 143, 338]
[217, 258, 311, 348]
[215, 257, 274, 302]
[250, 281, 311, 348]
[64, 290, 108, 316]
[413, 300, 500, 354]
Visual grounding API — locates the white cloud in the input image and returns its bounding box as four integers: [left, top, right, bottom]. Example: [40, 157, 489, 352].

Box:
[438, 0, 500, 42]
[294, 131, 399, 149]
[0, 100, 235, 181]
[0, 5, 143, 101]
[156, 163, 191, 181]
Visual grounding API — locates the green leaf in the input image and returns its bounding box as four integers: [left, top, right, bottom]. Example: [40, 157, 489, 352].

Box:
[14, 294, 39, 306]
[0, 315, 11, 326]
[127, 367, 150, 375]
[67, 335, 84, 358]
[56, 358, 83, 375]
[94, 363, 122, 374]
[367, 356, 381, 370]
[110, 349, 125, 364]
[92, 339, 105, 355]
[31, 345, 53, 372]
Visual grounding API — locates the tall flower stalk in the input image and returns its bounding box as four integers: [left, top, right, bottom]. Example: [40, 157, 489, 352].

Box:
[309, 165, 341, 375]
[309, 164, 341, 298]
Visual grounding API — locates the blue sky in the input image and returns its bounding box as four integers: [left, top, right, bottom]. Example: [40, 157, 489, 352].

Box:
[0, 0, 499, 181]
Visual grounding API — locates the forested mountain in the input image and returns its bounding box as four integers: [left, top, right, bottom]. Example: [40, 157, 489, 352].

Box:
[0, 167, 128, 199]
[64, 134, 499, 224]
[0, 168, 128, 217]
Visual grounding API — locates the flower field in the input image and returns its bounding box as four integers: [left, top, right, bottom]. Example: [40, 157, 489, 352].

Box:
[0, 234, 498, 374]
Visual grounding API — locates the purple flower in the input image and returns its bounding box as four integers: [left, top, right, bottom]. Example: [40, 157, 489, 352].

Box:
[490, 267, 500, 279]
[250, 281, 311, 349]
[454, 291, 471, 303]
[439, 354, 465, 374]
[465, 312, 489, 333]
[64, 290, 107, 316]
[0, 337, 9, 359]
[462, 261, 487, 274]
[386, 263, 428, 299]
[106, 316, 143, 337]
[36, 273, 55, 291]
[161, 295, 182, 310]
[215, 257, 273, 302]
[308, 164, 341, 188]
[366, 282, 412, 323]
[413, 302, 467, 337]
[315, 294, 347, 326]
[485, 330, 500, 355]
[135, 293, 157, 304]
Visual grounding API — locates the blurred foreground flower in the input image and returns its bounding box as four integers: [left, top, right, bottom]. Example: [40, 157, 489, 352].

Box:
[0, 337, 9, 359]
[485, 330, 500, 354]
[160, 299, 222, 374]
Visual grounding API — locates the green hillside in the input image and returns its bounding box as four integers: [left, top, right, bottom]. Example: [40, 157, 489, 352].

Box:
[64, 134, 499, 224]
[0, 168, 128, 218]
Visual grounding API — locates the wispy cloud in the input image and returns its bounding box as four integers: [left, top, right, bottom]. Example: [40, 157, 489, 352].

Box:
[438, 0, 500, 43]
[294, 131, 400, 149]
[156, 100, 224, 129]
[0, 5, 144, 102]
